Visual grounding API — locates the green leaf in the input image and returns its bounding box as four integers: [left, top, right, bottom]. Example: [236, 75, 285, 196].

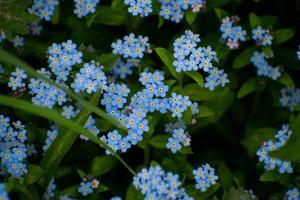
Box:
[184, 83, 230, 101]
[51, 5, 59, 24]
[241, 128, 277, 157]
[0, 48, 125, 131]
[149, 135, 168, 149]
[77, 169, 87, 179]
[111, 0, 124, 9]
[23, 165, 44, 186]
[0, 95, 135, 187]
[214, 8, 229, 21]
[185, 71, 204, 87]
[185, 9, 197, 25]
[271, 114, 300, 161]
[249, 13, 261, 29]
[183, 107, 192, 123]
[274, 29, 295, 44]
[95, 53, 119, 67]
[278, 72, 295, 87]
[233, 47, 254, 69]
[186, 183, 220, 200]
[259, 171, 291, 182]
[260, 15, 278, 27]
[222, 187, 241, 200]
[86, 6, 128, 27]
[89, 155, 116, 176]
[158, 16, 165, 29]
[196, 106, 215, 118]
[237, 78, 259, 99]
[180, 146, 193, 154]
[155, 47, 181, 81]
[218, 164, 233, 190]
[126, 185, 144, 200]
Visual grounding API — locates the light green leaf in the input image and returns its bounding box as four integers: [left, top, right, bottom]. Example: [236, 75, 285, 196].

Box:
[274, 29, 295, 44]
[89, 155, 116, 177]
[51, 5, 59, 24]
[77, 169, 87, 179]
[155, 47, 181, 81]
[185, 71, 204, 87]
[237, 78, 259, 99]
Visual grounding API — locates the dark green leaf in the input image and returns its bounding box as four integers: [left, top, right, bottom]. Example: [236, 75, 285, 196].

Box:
[23, 165, 44, 185]
[214, 8, 229, 21]
[185, 9, 197, 25]
[149, 135, 168, 149]
[86, 6, 128, 27]
[196, 106, 215, 118]
[274, 29, 295, 44]
[126, 185, 144, 200]
[278, 72, 295, 87]
[242, 128, 276, 157]
[233, 47, 254, 69]
[237, 78, 259, 98]
[249, 13, 261, 28]
[186, 183, 220, 200]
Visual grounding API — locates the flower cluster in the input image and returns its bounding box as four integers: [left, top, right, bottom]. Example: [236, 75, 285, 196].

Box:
[133, 166, 192, 199]
[71, 61, 107, 94]
[173, 30, 229, 90]
[82, 115, 101, 140]
[193, 164, 218, 192]
[101, 70, 198, 154]
[112, 33, 150, 59]
[250, 51, 281, 80]
[29, 0, 59, 21]
[279, 87, 300, 112]
[28, 22, 43, 36]
[0, 115, 29, 177]
[0, 30, 6, 42]
[47, 40, 83, 81]
[43, 125, 58, 152]
[252, 26, 273, 46]
[110, 58, 140, 80]
[110, 197, 121, 200]
[78, 178, 99, 196]
[256, 124, 293, 174]
[220, 16, 247, 49]
[8, 67, 27, 91]
[0, 184, 9, 200]
[297, 45, 300, 61]
[166, 128, 191, 153]
[124, 0, 153, 17]
[285, 188, 300, 200]
[43, 178, 56, 200]
[159, 0, 206, 23]
[28, 68, 68, 108]
[12, 36, 24, 49]
[73, 0, 100, 18]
